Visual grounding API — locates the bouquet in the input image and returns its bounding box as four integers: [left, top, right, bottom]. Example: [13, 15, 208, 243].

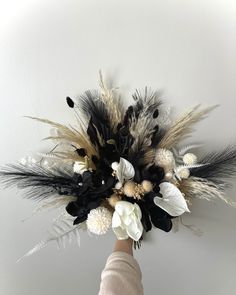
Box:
[1, 73, 236, 261]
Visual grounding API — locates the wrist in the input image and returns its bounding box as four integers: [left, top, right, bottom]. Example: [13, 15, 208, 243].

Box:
[113, 238, 133, 256]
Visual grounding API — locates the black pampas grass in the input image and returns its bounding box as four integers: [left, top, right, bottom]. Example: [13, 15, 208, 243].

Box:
[190, 145, 236, 185]
[0, 164, 76, 201]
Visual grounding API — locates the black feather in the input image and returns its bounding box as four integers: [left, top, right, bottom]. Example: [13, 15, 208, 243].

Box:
[190, 145, 236, 185]
[0, 164, 77, 201]
[79, 90, 114, 145]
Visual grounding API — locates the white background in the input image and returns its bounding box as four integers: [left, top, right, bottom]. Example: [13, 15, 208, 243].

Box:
[0, 1, 236, 294]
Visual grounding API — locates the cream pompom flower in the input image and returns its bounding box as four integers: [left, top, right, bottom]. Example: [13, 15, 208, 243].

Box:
[86, 207, 112, 235]
[183, 153, 198, 165]
[155, 148, 175, 170]
[112, 201, 143, 241]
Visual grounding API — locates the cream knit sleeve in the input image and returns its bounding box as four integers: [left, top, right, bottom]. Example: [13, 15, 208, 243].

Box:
[98, 251, 144, 295]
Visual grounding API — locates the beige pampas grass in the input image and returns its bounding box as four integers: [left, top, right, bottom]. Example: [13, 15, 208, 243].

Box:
[158, 105, 218, 150]
[179, 176, 236, 208]
[142, 147, 155, 164]
[46, 151, 84, 162]
[26, 116, 98, 158]
[99, 71, 124, 131]
[129, 90, 162, 154]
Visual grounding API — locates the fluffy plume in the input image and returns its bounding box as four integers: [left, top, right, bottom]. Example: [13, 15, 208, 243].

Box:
[99, 72, 124, 131]
[0, 163, 76, 201]
[79, 90, 114, 147]
[26, 116, 97, 157]
[190, 145, 236, 185]
[158, 105, 217, 149]
[179, 176, 236, 207]
[142, 148, 155, 164]
[129, 88, 162, 157]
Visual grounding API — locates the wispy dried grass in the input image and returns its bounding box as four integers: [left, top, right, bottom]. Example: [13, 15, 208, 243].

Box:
[158, 105, 217, 149]
[26, 116, 98, 157]
[179, 176, 236, 208]
[129, 89, 162, 157]
[99, 71, 124, 131]
[142, 148, 155, 164]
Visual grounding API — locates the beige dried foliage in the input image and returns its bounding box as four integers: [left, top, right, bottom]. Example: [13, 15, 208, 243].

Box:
[129, 90, 162, 154]
[179, 176, 236, 207]
[158, 105, 218, 149]
[142, 148, 155, 165]
[99, 71, 124, 131]
[26, 116, 98, 157]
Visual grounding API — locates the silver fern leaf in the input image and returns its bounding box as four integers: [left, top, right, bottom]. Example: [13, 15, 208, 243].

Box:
[177, 143, 203, 156]
[172, 143, 203, 165]
[17, 216, 87, 263]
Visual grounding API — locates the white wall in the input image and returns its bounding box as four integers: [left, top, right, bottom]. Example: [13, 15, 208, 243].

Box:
[0, 1, 236, 294]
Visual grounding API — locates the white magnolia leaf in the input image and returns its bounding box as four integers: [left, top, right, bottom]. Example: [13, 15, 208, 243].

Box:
[126, 219, 143, 241]
[154, 182, 190, 216]
[113, 225, 129, 240]
[112, 211, 122, 227]
[111, 158, 135, 183]
[115, 201, 135, 216]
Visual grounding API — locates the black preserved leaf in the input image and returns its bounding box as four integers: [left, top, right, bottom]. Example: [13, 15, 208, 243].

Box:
[66, 96, 75, 108]
[76, 148, 87, 157]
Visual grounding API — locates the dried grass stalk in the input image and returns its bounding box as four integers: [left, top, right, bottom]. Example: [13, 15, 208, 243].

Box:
[179, 176, 236, 207]
[158, 105, 217, 149]
[26, 116, 98, 157]
[142, 148, 155, 165]
[99, 71, 124, 131]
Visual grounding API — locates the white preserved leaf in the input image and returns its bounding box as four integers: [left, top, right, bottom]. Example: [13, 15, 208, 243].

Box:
[112, 157, 135, 183]
[154, 182, 190, 216]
